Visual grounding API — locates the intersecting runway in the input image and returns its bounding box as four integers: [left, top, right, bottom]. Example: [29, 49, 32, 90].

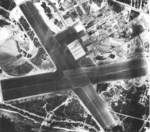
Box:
[0, 1, 148, 130]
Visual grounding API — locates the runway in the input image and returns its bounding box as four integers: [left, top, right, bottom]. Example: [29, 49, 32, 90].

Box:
[1, 1, 147, 129]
